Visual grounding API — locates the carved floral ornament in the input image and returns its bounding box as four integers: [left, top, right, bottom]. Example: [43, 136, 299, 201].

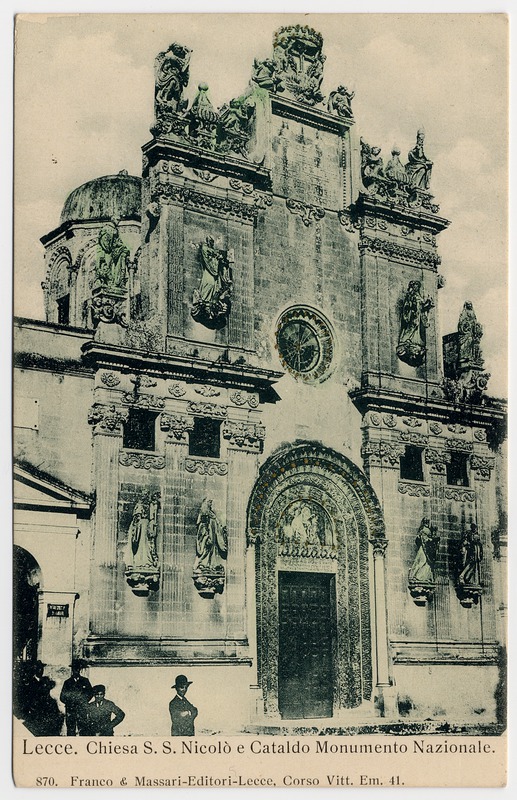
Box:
[160, 412, 195, 441]
[88, 403, 128, 434]
[286, 198, 325, 227]
[222, 420, 265, 450]
[361, 441, 405, 468]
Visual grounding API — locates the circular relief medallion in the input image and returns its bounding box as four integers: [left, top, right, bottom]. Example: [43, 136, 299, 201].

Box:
[275, 307, 334, 383]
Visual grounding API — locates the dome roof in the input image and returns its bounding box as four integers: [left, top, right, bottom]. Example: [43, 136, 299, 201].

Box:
[60, 170, 141, 224]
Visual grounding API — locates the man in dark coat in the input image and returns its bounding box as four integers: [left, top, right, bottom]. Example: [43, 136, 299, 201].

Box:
[60, 659, 93, 735]
[24, 660, 63, 736]
[169, 675, 198, 736]
[86, 685, 125, 736]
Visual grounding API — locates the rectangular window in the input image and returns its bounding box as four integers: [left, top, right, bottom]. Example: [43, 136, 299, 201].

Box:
[189, 417, 221, 459]
[57, 294, 70, 325]
[446, 451, 469, 486]
[123, 408, 157, 451]
[399, 445, 424, 482]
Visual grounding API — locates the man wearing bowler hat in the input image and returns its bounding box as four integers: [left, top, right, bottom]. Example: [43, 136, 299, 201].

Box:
[60, 659, 93, 736]
[169, 675, 198, 736]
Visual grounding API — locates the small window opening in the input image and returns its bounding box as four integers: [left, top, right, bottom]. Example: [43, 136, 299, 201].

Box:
[123, 408, 157, 451]
[57, 294, 70, 325]
[399, 445, 424, 482]
[189, 417, 221, 459]
[446, 451, 469, 487]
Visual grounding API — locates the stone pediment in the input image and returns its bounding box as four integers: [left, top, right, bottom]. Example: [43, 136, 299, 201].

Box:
[14, 461, 92, 514]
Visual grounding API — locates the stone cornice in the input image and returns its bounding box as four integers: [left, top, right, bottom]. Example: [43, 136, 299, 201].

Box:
[358, 234, 440, 269]
[151, 182, 259, 223]
[81, 341, 282, 403]
[271, 94, 353, 134]
[352, 192, 450, 235]
[142, 138, 271, 189]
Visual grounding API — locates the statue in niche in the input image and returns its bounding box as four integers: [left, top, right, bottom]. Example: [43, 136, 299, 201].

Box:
[458, 301, 484, 370]
[188, 83, 219, 148]
[192, 499, 228, 598]
[396, 280, 434, 367]
[216, 95, 255, 157]
[385, 145, 408, 185]
[327, 85, 355, 118]
[124, 492, 160, 596]
[277, 500, 334, 556]
[154, 43, 191, 116]
[95, 218, 130, 290]
[408, 518, 440, 606]
[191, 237, 233, 329]
[405, 129, 433, 190]
[457, 524, 483, 585]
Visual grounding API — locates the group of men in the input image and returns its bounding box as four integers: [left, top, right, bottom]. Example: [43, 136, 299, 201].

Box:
[22, 660, 197, 737]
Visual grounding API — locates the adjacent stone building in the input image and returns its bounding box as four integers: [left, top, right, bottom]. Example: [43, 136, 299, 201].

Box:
[14, 25, 507, 735]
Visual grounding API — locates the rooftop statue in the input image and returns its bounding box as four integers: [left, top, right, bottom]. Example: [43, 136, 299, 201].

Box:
[360, 138, 384, 187]
[385, 145, 407, 185]
[251, 25, 325, 106]
[216, 94, 255, 157]
[457, 301, 484, 370]
[327, 85, 355, 118]
[405, 129, 433, 190]
[154, 42, 191, 117]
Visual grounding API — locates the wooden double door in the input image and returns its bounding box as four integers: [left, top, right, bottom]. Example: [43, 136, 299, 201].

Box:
[278, 571, 335, 719]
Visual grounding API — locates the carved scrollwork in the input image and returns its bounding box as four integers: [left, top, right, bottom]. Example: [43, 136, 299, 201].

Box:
[429, 423, 443, 435]
[122, 392, 165, 410]
[403, 416, 423, 428]
[119, 452, 166, 470]
[184, 458, 228, 476]
[424, 447, 451, 474]
[443, 487, 476, 503]
[286, 198, 325, 227]
[445, 438, 473, 453]
[399, 431, 428, 446]
[194, 385, 221, 397]
[187, 401, 227, 418]
[168, 382, 186, 398]
[398, 482, 430, 497]
[383, 413, 398, 428]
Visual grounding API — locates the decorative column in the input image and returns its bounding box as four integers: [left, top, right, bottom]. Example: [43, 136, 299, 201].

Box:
[224, 416, 265, 721]
[160, 412, 193, 637]
[88, 403, 128, 634]
[369, 536, 396, 717]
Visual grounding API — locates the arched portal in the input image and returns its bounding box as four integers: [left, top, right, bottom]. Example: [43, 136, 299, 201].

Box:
[247, 442, 386, 721]
[13, 547, 42, 718]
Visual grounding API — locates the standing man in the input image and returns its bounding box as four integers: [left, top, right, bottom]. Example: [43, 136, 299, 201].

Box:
[169, 675, 197, 736]
[60, 659, 93, 736]
[86, 685, 125, 736]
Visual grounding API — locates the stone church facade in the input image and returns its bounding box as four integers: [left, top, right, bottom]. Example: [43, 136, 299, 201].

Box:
[14, 26, 507, 735]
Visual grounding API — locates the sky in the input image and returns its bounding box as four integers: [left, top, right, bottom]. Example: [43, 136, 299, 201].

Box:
[12, 11, 508, 397]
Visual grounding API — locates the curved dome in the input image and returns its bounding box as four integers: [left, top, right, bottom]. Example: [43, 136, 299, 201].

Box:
[60, 170, 141, 224]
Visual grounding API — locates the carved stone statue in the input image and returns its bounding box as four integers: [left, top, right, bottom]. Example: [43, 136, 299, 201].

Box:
[327, 85, 354, 118]
[270, 25, 326, 106]
[191, 237, 233, 329]
[124, 492, 160, 596]
[95, 218, 130, 289]
[154, 43, 191, 116]
[456, 523, 483, 607]
[405, 129, 433, 190]
[193, 499, 228, 598]
[251, 57, 283, 91]
[216, 95, 255, 156]
[188, 83, 219, 148]
[360, 138, 384, 188]
[457, 301, 484, 370]
[396, 280, 434, 367]
[385, 146, 407, 185]
[408, 518, 440, 605]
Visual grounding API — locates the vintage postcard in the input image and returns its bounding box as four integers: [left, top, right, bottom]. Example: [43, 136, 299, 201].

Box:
[12, 11, 508, 789]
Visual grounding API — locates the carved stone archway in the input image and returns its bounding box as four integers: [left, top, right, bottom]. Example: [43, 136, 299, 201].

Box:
[247, 441, 387, 720]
